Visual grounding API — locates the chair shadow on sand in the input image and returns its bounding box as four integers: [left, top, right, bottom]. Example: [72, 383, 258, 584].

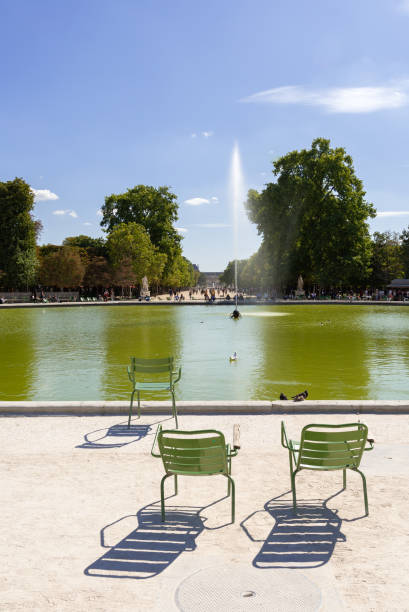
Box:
[85, 495, 230, 579]
[76, 417, 173, 450]
[241, 490, 348, 569]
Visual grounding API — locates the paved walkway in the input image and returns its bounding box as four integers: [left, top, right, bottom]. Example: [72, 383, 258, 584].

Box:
[1, 413, 408, 611]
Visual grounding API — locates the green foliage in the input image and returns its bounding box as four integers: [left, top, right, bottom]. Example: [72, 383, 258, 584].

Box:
[100, 185, 181, 272]
[163, 254, 197, 288]
[219, 259, 248, 287]
[148, 249, 167, 291]
[38, 244, 60, 257]
[83, 256, 113, 287]
[107, 222, 154, 285]
[400, 227, 409, 277]
[370, 231, 404, 287]
[246, 138, 375, 289]
[63, 235, 107, 257]
[38, 246, 85, 288]
[0, 178, 38, 288]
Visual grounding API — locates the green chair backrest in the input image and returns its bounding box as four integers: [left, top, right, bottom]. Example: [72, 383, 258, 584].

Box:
[297, 423, 368, 470]
[157, 429, 228, 476]
[128, 357, 174, 382]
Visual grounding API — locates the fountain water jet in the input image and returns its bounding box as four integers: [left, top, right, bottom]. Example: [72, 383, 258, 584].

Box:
[229, 141, 245, 318]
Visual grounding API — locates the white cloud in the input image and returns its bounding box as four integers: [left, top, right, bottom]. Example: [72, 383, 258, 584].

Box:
[175, 227, 188, 234]
[241, 83, 409, 113]
[32, 188, 59, 201]
[184, 196, 219, 206]
[376, 211, 409, 217]
[96, 209, 103, 217]
[52, 209, 78, 218]
[193, 223, 231, 228]
[202, 131, 214, 138]
[184, 197, 210, 206]
[83, 222, 92, 226]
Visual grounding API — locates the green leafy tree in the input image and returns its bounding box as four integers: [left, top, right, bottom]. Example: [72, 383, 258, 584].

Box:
[100, 185, 181, 273]
[400, 227, 409, 277]
[38, 246, 85, 288]
[107, 222, 154, 288]
[147, 249, 167, 294]
[246, 138, 376, 290]
[219, 259, 248, 288]
[163, 254, 196, 288]
[0, 178, 38, 288]
[63, 235, 107, 258]
[370, 231, 404, 287]
[83, 256, 113, 288]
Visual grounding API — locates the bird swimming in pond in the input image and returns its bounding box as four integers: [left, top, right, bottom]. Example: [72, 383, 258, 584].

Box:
[292, 390, 308, 402]
[229, 352, 237, 361]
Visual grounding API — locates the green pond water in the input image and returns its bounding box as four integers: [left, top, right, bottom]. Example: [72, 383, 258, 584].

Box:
[1, 304, 409, 401]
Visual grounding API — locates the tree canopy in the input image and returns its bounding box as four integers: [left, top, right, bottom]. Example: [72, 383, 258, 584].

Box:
[63, 235, 107, 258]
[246, 138, 376, 290]
[0, 178, 38, 288]
[370, 231, 404, 287]
[100, 185, 181, 272]
[38, 246, 85, 288]
[106, 222, 154, 286]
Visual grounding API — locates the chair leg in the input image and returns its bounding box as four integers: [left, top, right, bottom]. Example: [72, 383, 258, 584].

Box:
[225, 475, 235, 523]
[172, 390, 178, 429]
[343, 468, 347, 489]
[127, 390, 135, 429]
[137, 390, 141, 419]
[160, 474, 171, 521]
[355, 468, 369, 516]
[291, 470, 298, 514]
[227, 452, 232, 496]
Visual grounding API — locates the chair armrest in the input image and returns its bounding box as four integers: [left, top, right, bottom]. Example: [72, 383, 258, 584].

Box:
[281, 421, 299, 463]
[281, 421, 289, 449]
[226, 425, 241, 458]
[127, 365, 135, 384]
[233, 423, 240, 450]
[172, 366, 182, 385]
[364, 438, 375, 451]
[151, 425, 162, 458]
[226, 443, 238, 458]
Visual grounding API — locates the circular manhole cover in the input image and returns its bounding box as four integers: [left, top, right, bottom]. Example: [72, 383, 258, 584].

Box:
[175, 565, 321, 612]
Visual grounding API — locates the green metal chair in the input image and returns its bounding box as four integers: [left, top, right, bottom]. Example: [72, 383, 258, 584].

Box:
[281, 421, 374, 515]
[151, 426, 240, 523]
[127, 357, 181, 429]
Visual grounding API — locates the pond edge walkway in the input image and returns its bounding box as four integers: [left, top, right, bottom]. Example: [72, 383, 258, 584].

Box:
[1, 400, 409, 415]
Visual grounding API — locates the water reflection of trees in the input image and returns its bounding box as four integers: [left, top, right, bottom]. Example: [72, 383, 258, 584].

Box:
[254, 307, 371, 400]
[101, 306, 182, 400]
[0, 310, 35, 400]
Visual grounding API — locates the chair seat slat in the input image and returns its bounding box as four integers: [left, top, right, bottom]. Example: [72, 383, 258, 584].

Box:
[301, 448, 362, 460]
[302, 440, 363, 451]
[161, 437, 224, 449]
[162, 448, 225, 459]
[300, 456, 359, 467]
[304, 430, 365, 443]
[131, 365, 172, 373]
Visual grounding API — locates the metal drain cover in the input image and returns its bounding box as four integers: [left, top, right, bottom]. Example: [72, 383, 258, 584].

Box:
[175, 565, 321, 612]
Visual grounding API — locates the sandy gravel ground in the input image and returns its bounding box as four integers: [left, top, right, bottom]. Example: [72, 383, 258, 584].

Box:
[1, 413, 408, 611]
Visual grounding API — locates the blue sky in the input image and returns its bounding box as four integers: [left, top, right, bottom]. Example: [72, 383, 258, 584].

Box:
[2, 0, 409, 271]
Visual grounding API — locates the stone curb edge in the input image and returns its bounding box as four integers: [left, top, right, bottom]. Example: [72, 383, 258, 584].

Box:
[1, 400, 409, 415]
